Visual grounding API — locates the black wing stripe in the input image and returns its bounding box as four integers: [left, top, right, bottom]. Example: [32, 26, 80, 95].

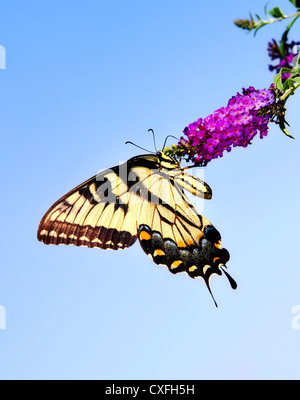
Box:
[142, 175, 202, 230]
[174, 171, 212, 199]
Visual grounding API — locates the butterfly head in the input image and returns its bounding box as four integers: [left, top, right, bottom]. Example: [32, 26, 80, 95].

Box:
[156, 150, 180, 169]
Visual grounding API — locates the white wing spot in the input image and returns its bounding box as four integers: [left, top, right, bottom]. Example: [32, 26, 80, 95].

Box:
[92, 238, 102, 244]
[203, 265, 211, 275]
[49, 231, 58, 238]
[79, 236, 89, 242]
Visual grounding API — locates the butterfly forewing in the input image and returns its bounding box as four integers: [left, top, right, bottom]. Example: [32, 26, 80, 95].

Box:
[38, 165, 141, 249]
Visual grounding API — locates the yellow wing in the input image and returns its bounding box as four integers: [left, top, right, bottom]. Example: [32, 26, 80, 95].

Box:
[38, 164, 141, 249]
[136, 168, 236, 293]
[37, 154, 175, 249]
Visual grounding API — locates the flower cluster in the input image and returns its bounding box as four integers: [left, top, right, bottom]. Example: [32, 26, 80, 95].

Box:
[268, 38, 300, 81]
[171, 86, 275, 167]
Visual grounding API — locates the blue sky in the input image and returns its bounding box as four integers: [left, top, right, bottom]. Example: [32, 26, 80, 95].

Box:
[0, 0, 300, 380]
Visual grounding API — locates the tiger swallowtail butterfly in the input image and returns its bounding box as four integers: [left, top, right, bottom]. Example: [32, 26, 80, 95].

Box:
[37, 150, 237, 306]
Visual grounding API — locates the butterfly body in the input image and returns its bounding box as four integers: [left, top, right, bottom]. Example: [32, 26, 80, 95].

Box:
[38, 151, 237, 299]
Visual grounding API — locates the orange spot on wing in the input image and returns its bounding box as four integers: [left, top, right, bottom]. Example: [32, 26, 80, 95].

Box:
[177, 240, 186, 248]
[197, 234, 203, 243]
[140, 231, 151, 241]
[154, 249, 165, 256]
[187, 239, 195, 247]
[171, 260, 183, 270]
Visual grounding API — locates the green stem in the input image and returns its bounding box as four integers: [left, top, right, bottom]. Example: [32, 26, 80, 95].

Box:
[280, 81, 300, 102]
[267, 10, 300, 24]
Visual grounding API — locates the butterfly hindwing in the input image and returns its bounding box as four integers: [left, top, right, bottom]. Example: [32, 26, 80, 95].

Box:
[136, 167, 231, 287]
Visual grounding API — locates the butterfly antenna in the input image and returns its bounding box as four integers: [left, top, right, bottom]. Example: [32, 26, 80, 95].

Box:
[148, 129, 158, 152]
[162, 135, 179, 151]
[125, 141, 153, 153]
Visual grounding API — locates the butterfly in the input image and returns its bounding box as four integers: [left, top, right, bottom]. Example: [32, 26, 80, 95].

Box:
[37, 149, 237, 305]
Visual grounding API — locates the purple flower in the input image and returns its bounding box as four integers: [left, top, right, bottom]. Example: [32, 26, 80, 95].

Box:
[268, 38, 300, 81]
[174, 86, 276, 166]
